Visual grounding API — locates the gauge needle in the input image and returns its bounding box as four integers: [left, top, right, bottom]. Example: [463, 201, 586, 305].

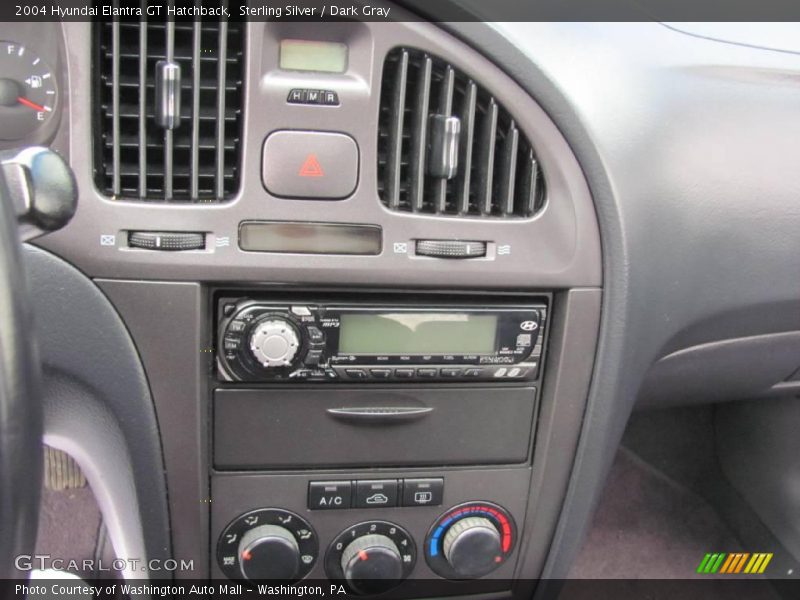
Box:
[17, 96, 46, 112]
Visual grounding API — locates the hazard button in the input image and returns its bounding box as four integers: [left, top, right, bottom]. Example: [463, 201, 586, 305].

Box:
[262, 130, 359, 199]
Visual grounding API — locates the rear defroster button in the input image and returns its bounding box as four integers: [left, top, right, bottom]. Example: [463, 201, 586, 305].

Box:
[402, 478, 443, 507]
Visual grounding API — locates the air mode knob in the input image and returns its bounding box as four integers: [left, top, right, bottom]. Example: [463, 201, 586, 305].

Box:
[249, 318, 300, 368]
[217, 508, 318, 583]
[237, 525, 300, 581]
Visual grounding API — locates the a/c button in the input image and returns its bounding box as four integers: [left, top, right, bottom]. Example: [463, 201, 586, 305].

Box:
[308, 481, 352, 510]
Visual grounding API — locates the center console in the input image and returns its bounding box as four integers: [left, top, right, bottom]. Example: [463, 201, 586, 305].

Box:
[211, 292, 548, 595]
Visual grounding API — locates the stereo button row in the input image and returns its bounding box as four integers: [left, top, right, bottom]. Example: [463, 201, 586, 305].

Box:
[343, 368, 485, 380]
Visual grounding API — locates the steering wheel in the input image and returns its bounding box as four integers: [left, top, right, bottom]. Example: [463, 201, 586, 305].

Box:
[0, 161, 44, 578]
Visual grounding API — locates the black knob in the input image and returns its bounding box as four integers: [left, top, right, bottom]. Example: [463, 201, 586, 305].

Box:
[340, 534, 403, 595]
[238, 525, 300, 582]
[1, 146, 77, 241]
[443, 516, 502, 578]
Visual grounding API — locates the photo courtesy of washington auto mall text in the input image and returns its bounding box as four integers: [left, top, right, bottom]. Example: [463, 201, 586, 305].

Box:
[15, 582, 351, 598]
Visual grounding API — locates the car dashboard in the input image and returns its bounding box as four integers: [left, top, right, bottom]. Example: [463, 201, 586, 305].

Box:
[2, 9, 800, 599]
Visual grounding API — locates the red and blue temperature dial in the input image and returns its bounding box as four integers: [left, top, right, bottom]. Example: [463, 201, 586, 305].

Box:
[425, 501, 517, 579]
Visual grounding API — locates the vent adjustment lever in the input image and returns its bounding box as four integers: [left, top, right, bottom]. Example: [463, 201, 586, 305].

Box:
[415, 239, 486, 259]
[128, 231, 205, 251]
[154, 60, 182, 130]
[427, 114, 461, 179]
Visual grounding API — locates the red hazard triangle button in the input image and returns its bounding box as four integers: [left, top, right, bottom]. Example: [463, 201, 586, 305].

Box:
[298, 154, 324, 177]
[263, 131, 357, 198]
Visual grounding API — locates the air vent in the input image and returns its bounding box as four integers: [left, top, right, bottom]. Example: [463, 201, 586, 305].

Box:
[93, 19, 244, 202]
[377, 48, 546, 218]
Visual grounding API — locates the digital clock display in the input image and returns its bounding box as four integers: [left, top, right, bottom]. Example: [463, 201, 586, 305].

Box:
[279, 39, 348, 73]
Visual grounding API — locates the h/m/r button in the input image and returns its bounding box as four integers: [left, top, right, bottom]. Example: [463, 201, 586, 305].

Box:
[308, 481, 352, 510]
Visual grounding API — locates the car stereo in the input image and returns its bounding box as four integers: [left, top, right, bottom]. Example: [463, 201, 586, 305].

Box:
[217, 298, 546, 383]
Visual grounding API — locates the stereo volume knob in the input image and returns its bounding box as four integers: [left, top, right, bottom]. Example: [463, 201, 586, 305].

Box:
[249, 319, 300, 368]
[238, 525, 300, 581]
[443, 516, 502, 578]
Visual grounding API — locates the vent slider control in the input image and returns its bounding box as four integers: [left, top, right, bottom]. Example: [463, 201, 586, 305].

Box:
[128, 231, 205, 251]
[415, 240, 486, 259]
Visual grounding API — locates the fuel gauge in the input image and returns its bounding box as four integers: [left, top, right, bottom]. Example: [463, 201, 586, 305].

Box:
[0, 41, 58, 141]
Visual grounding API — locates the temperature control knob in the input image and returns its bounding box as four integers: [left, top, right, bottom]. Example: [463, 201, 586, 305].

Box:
[238, 525, 300, 581]
[249, 319, 300, 368]
[426, 502, 516, 580]
[326, 521, 416, 595]
[443, 517, 502, 577]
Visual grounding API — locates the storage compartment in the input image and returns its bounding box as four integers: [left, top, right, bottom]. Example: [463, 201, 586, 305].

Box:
[213, 387, 536, 469]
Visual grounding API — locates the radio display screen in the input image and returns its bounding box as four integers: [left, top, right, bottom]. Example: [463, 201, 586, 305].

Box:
[338, 313, 498, 355]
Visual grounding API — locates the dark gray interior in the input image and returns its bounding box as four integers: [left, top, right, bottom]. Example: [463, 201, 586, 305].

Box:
[2, 11, 800, 600]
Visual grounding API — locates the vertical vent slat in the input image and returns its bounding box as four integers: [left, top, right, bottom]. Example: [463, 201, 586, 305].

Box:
[456, 80, 476, 214]
[137, 19, 147, 198]
[111, 20, 121, 197]
[409, 55, 431, 212]
[190, 20, 201, 201]
[385, 49, 408, 210]
[477, 98, 498, 215]
[93, 19, 244, 202]
[377, 48, 545, 220]
[432, 65, 455, 214]
[163, 20, 175, 200]
[215, 18, 228, 200]
[499, 122, 519, 215]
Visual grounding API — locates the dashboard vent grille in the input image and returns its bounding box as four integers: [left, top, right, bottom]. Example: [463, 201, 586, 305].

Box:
[378, 48, 545, 218]
[93, 19, 245, 202]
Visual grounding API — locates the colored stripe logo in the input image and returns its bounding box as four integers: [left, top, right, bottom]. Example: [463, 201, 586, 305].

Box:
[697, 552, 773, 574]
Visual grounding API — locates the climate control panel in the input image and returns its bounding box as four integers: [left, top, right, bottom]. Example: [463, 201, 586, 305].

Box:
[215, 501, 516, 591]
